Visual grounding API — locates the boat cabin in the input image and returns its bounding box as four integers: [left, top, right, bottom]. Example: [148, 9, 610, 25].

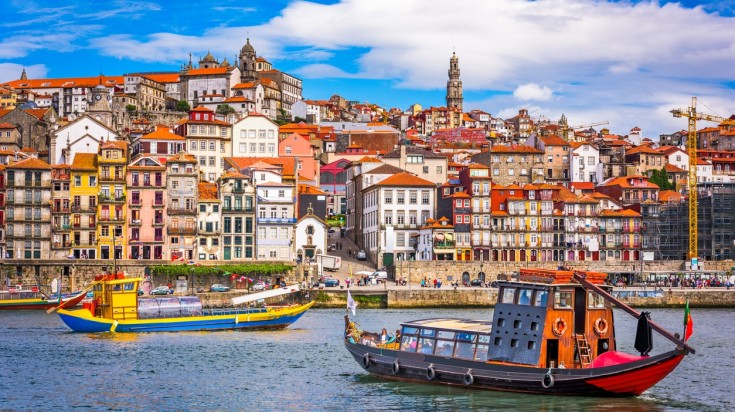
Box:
[0, 286, 42, 300]
[396, 269, 615, 369]
[89, 274, 141, 320]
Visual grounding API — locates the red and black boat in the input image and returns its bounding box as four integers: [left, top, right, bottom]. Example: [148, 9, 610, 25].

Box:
[344, 268, 694, 396]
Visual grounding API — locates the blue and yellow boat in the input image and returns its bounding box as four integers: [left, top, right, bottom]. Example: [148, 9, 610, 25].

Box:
[57, 273, 314, 333]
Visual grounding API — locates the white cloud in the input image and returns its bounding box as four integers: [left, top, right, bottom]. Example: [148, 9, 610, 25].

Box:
[294, 64, 358, 79]
[513, 83, 553, 102]
[0, 63, 47, 83]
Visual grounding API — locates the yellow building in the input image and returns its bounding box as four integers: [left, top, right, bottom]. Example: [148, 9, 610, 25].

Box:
[0, 85, 18, 109]
[69, 153, 99, 259]
[96, 140, 128, 260]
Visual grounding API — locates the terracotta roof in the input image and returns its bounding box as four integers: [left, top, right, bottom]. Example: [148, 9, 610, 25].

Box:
[226, 157, 297, 176]
[4, 75, 124, 90]
[71, 153, 97, 171]
[186, 67, 231, 76]
[7, 157, 51, 170]
[298, 184, 328, 195]
[659, 190, 685, 203]
[570, 182, 595, 191]
[101, 140, 128, 151]
[357, 156, 382, 163]
[233, 82, 257, 89]
[697, 159, 712, 166]
[190, 106, 214, 113]
[0, 122, 17, 129]
[598, 209, 641, 217]
[540, 135, 570, 146]
[449, 191, 471, 198]
[169, 152, 197, 163]
[664, 163, 686, 173]
[575, 195, 599, 204]
[490, 144, 543, 154]
[141, 125, 185, 141]
[374, 172, 435, 187]
[223, 96, 252, 103]
[136, 72, 179, 83]
[365, 163, 405, 175]
[600, 176, 659, 189]
[198, 182, 218, 200]
[626, 145, 661, 155]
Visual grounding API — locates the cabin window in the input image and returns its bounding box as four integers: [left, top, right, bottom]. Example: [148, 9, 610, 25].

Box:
[534, 290, 548, 307]
[501, 287, 516, 304]
[554, 291, 573, 309]
[588, 292, 606, 309]
[475, 335, 490, 361]
[454, 333, 476, 359]
[518, 289, 533, 305]
[123, 282, 135, 292]
[434, 338, 455, 356]
[400, 335, 418, 352]
[418, 337, 435, 354]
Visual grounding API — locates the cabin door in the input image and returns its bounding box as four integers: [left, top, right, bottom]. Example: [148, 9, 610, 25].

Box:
[546, 339, 559, 368]
[574, 287, 587, 335]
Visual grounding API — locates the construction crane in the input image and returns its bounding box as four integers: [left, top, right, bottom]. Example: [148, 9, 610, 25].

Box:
[670, 97, 735, 260]
[560, 121, 609, 142]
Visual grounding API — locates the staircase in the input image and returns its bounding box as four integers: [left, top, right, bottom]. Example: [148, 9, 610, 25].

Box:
[575, 334, 592, 368]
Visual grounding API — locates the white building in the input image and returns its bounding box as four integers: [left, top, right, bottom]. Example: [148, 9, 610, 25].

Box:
[177, 106, 232, 183]
[362, 172, 435, 263]
[292, 100, 323, 124]
[294, 207, 328, 262]
[49, 115, 119, 165]
[256, 178, 296, 261]
[570, 141, 601, 183]
[231, 113, 279, 157]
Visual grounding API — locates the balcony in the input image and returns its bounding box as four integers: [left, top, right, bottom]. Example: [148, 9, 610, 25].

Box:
[73, 240, 96, 247]
[168, 207, 196, 215]
[152, 218, 165, 226]
[72, 205, 96, 213]
[53, 207, 71, 214]
[130, 200, 143, 208]
[167, 227, 197, 235]
[258, 218, 297, 224]
[433, 240, 455, 249]
[129, 219, 142, 226]
[52, 241, 72, 249]
[98, 193, 126, 203]
[99, 174, 126, 182]
[199, 228, 221, 235]
[152, 201, 165, 208]
[99, 215, 125, 223]
[53, 223, 72, 231]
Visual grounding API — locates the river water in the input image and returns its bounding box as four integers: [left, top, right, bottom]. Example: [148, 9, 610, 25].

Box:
[0, 307, 730, 411]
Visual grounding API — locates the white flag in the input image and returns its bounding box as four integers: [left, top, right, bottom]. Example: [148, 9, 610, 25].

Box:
[347, 290, 358, 316]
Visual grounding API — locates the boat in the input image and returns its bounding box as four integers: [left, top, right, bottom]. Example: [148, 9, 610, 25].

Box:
[344, 268, 695, 397]
[57, 273, 315, 333]
[0, 286, 87, 310]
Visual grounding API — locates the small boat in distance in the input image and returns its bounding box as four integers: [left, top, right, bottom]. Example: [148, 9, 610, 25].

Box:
[345, 268, 695, 397]
[57, 273, 314, 333]
[0, 286, 87, 310]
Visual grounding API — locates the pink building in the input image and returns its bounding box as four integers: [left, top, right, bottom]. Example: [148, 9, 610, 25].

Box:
[127, 155, 167, 260]
[278, 132, 319, 183]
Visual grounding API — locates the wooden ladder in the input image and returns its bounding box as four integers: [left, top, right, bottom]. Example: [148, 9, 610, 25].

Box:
[575, 334, 592, 368]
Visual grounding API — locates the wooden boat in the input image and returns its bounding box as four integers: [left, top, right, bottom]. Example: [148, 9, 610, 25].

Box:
[57, 273, 314, 333]
[0, 286, 87, 310]
[344, 268, 695, 397]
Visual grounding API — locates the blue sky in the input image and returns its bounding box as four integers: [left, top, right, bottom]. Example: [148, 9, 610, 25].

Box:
[1, 0, 734, 138]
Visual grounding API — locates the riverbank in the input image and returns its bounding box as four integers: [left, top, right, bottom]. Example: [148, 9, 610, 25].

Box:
[196, 285, 735, 309]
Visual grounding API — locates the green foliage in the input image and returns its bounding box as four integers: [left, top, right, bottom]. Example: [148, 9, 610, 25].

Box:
[649, 168, 674, 191]
[352, 294, 384, 304]
[215, 104, 236, 116]
[125, 104, 137, 113]
[149, 263, 291, 278]
[176, 100, 191, 112]
[314, 292, 331, 303]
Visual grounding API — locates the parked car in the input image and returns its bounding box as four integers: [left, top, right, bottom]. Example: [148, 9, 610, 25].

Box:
[210, 284, 230, 292]
[150, 286, 172, 295]
[356, 250, 367, 261]
[470, 279, 484, 287]
[252, 282, 267, 291]
[323, 278, 340, 287]
[369, 269, 388, 283]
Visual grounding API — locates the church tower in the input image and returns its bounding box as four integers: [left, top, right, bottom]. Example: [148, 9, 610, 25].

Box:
[88, 83, 113, 128]
[446, 52, 463, 111]
[239, 38, 257, 83]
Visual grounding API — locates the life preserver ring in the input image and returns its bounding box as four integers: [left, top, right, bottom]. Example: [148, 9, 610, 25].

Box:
[392, 360, 400, 375]
[463, 370, 474, 386]
[594, 317, 609, 336]
[362, 353, 371, 369]
[541, 371, 555, 389]
[552, 317, 567, 336]
[426, 364, 436, 381]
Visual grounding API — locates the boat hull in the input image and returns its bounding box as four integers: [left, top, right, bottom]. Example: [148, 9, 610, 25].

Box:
[57, 301, 315, 333]
[345, 340, 685, 397]
[0, 291, 87, 311]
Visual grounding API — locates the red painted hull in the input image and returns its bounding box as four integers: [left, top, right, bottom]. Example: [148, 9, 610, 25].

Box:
[586, 353, 685, 395]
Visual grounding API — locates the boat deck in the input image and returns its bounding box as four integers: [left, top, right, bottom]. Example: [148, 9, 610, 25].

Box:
[403, 318, 492, 334]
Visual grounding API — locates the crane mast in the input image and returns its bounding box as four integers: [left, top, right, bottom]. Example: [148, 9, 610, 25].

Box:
[670, 97, 728, 260]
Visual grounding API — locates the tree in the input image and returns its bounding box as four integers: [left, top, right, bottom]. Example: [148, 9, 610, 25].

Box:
[125, 104, 137, 113]
[649, 167, 674, 191]
[176, 100, 190, 112]
[216, 104, 236, 116]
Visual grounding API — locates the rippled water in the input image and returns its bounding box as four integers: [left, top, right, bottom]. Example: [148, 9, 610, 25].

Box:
[0, 307, 730, 411]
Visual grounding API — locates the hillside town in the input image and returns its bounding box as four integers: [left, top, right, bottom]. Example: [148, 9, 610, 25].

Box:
[1, 39, 734, 268]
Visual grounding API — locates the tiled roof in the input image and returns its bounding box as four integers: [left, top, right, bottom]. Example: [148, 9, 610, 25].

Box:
[381, 146, 445, 159]
[664, 163, 686, 173]
[190, 106, 214, 113]
[4, 75, 124, 89]
[141, 125, 185, 141]
[570, 182, 595, 191]
[298, 184, 328, 195]
[365, 163, 406, 175]
[626, 145, 661, 155]
[449, 191, 471, 198]
[198, 182, 218, 200]
[600, 176, 659, 189]
[136, 72, 179, 83]
[540, 135, 570, 146]
[659, 190, 685, 203]
[7, 157, 51, 170]
[101, 140, 128, 151]
[0, 122, 17, 129]
[490, 144, 543, 154]
[226, 157, 297, 176]
[233, 82, 257, 89]
[357, 156, 382, 163]
[71, 153, 97, 171]
[374, 172, 435, 187]
[598, 209, 641, 217]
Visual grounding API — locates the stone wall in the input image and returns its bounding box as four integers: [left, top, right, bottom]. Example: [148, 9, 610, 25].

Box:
[392, 260, 734, 285]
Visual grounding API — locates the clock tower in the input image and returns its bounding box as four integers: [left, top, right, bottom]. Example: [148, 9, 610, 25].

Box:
[446, 52, 463, 111]
[88, 84, 112, 128]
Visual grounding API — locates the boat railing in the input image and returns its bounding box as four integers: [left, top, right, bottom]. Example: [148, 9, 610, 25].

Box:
[202, 307, 269, 316]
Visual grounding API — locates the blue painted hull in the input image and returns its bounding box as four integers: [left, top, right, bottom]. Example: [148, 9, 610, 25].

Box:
[57, 302, 314, 333]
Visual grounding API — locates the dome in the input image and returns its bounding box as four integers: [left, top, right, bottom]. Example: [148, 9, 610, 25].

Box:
[220, 57, 230, 68]
[202, 50, 217, 63]
[241, 38, 255, 54]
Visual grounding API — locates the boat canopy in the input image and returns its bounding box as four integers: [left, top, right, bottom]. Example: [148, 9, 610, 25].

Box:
[231, 285, 300, 306]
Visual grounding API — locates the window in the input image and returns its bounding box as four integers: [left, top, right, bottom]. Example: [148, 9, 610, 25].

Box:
[209, 141, 215, 151]
[89, 176, 96, 186]
[384, 191, 392, 204]
[554, 291, 573, 309]
[397, 191, 405, 204]
[422, 166, 429, 174]
[200, 141, 206, 150]
[190, 141, 197, 150]
[409, 191, 417, 204]
[436, 166, 442, 175]
[421, 191, 429, 205]
[74, 176, 81, 186]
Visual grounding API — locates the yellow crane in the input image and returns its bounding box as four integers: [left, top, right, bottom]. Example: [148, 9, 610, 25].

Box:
[670, 97, 735, 260]
[560, 121, 609, 142]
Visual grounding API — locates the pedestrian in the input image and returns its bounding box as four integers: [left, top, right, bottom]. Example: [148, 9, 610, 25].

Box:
[433, 278, 437, 288]
[346, 277, 351, 288]
[348, 249, 352, 257]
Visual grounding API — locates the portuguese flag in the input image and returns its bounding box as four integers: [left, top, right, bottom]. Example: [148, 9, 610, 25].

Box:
[683, 299, 693, 342]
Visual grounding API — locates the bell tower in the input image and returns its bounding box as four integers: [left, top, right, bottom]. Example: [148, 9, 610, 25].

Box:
[88, 83, 112, 128]
[239, 38, 257, 83]
[446, 52, 463, 111]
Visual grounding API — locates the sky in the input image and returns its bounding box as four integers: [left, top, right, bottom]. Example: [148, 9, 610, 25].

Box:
[1, 0, 735, 139]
